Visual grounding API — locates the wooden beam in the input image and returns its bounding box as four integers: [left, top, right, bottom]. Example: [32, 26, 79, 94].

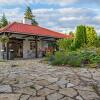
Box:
[35, 36, 38, 58]
[40, 37, 54, 40]
[22, 35, 35, 38]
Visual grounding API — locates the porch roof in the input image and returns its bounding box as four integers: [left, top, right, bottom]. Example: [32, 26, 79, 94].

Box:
[0, 22, 72, 39]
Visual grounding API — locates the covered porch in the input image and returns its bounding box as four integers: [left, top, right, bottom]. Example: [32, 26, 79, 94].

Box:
[0, 32, 57, 60]
[0, 22, 70, 60]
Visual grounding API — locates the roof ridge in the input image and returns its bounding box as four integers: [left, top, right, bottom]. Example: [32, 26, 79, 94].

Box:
[37, 25, 63, 34]
[14, 22, 65, 35]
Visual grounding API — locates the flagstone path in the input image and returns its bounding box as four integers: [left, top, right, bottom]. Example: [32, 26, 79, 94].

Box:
[0, 59, 100, 100]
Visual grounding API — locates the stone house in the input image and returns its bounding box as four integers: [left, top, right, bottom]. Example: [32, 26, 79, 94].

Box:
[0, 18, 71, 59]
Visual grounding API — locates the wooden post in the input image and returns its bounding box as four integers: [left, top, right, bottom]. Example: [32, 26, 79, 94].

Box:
[35, 36, 38, 58]
[6, 33, 11, 60]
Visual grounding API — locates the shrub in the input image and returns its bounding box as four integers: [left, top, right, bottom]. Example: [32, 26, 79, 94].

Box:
[91, 56, 100, 64]
[96, 48, 100, 55]
[48, 47, 100, 67]
[66, 52, 82, 67]
[57, 38, 73, 51]
[45, 51, 52, 61]
[50, 51, 83, 67]
[51, 51, 65, 65]
[79, 50, 96, 64]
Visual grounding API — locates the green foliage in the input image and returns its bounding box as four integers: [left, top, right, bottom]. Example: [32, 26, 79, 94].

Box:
[78, 49, 96, 64]
[69, 31, 74, 36]
[46, 25, 99, 67]
[24, 6, 33, 20]
[86, 26, 97, 46]
[91, 56, 100, 64]
[0, 13, 8, 27]
[66, 52, 82, 67]
[50, 51, 82, 67]
[45, 51, 53, 61]
[74, 25, 97, 49]
[32, 19, 38, 26]
[48, 48, 100, 67]
[51, 51, 67, 65]
[74, 25, 87, 48]
[57, 38, 73, 51]
[24, 6, 38, 25]
[0, 35, 9, 52]
[96, 36, 100, 47]
[0, 36, 9, 44]
[96, 48, 100, 55]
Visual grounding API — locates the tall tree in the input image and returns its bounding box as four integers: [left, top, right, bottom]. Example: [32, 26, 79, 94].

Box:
[24, 6, 38, 25]
[1, 13, 8, 27]
[32, 18, 38, 25]
[86, 26, 97, 46]
[74, 25, 87, 48]
[24, 6, 33, 20]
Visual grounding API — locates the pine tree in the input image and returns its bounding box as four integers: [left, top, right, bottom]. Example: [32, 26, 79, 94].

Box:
[24, 6, 38, 25]
[24, 6, 33, 20]
[32, 18, 38, 25]
[1, 13, 8, 27]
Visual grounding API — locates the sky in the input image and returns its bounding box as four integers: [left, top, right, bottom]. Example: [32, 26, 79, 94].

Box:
[0, 0, 100, 34]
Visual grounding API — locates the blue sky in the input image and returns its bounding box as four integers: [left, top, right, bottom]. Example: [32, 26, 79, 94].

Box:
[0, 0, 100, 34]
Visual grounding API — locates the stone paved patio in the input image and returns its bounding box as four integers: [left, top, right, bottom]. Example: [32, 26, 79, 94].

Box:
[0, 59, 100, 100]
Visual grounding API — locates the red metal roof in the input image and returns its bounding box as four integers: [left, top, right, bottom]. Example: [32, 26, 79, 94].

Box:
[0, 22, 71, 38]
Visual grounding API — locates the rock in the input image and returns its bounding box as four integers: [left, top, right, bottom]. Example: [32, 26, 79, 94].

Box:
[78, 90, 100, 100]
[46, 76, 58, 83]
[20, 94, 30, 100]
[37, 88, 55, 96]
[76, 96, 83, 100]
[35, 79, 50, 86]
[59, 88, 77, 97]
[46, 84, 59, 90]
[0, 59, 100, 100]
[0, 85, 12, 93]
[56, 79, 68, 88]
[65, 75, 80, 86]
[0, 77, 3, 82]
[60, 97, 74, 100]
[47, 92, 64, 100]
[56, 79, 68, 85]
[29, 96, 45, 100]
[75, 85, 94, 91]
[34, 84, 43, 90]
[0, 94, 20, 100]
[67, 83, 75, 88]
[13, 87, 36, 96]
[77, 68, 91, 78]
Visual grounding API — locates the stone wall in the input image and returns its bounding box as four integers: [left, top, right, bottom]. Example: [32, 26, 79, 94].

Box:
[23, 39, 31, 59]
[23, 40, 48, 59]
[0, 42, 3, 59]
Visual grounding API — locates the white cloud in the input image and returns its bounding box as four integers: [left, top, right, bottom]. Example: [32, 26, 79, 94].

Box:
[33, 0, 79, 6]
[0, 3, 99, 34]
[0, 8, 23, 22]
[32, 7, 100, 34]
[0, 0, 79, 6]
[0, 0, 32, 6]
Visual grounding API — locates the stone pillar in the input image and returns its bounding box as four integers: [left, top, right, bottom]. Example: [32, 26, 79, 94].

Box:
[0, 42, 3, 59]
[23, 39, 30, 59]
